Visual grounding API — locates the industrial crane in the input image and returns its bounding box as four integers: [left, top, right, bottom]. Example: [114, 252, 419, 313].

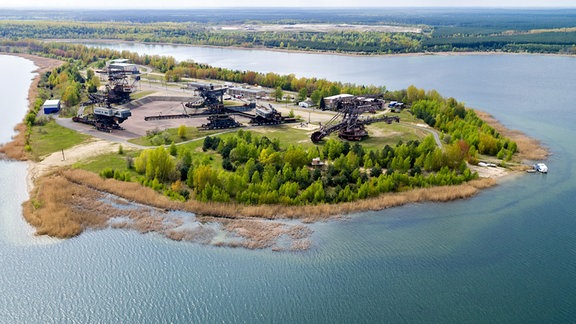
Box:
[72, 66, 137, 132]
[310, 96, 399, 143]
[145, 86, 296, 129]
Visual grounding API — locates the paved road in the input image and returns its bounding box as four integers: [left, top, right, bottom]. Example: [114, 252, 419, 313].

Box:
[56, 117, 145, 148]
[56, 116, 236, 149]
[401, 122, 443, 149]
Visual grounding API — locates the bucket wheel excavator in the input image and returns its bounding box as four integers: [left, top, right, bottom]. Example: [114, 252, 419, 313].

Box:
[310, 96, 399, 143]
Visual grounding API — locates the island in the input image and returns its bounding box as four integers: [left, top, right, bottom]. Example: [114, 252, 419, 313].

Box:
[0, 37, 549, 250]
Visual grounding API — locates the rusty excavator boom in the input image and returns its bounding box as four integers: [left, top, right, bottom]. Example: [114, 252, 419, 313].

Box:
[310, 96, 399, 143]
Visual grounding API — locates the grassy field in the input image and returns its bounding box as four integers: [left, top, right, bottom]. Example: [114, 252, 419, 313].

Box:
[129, 110, 432, 151]
[128, 126, 224, 146]
[74, 109, 433, 179]
[250, 124, 316, 149]
[362, 123, 424, 149]
[75, 136, 224, 175]
[73, 150, 138, 174]
[30, 120, 91, 160]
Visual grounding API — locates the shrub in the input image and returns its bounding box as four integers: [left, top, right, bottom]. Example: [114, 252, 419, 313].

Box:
[99, 168, 114, 179]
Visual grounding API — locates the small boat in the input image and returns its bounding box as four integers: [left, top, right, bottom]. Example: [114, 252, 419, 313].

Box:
[534, 163, 548, 173]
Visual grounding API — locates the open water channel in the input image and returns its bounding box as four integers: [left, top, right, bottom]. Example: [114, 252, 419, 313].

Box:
[1, 46, 576, 322]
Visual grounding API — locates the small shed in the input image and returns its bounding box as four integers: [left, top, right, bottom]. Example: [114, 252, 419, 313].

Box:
[42, 99, 61, 114]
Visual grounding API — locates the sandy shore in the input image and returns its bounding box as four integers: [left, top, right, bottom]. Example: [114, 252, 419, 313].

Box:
[26, 138, 120, 191]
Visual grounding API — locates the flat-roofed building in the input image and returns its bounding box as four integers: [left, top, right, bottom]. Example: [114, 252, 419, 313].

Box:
[227, 87, 271, 99]
[42, 99, 61, 114]
[324, 94, 354, 109]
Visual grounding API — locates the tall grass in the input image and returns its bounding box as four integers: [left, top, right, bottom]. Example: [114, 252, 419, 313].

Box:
[0, 124, 28, 160]
[24, 168, 316, 249]
[23, 170, 108, 238]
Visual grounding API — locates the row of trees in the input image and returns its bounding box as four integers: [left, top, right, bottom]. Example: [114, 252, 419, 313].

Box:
[20, 62, 90, 151]
[117, 130, 477, 205]
[426, 27, 576, 54]
[407, 85, 516, 160]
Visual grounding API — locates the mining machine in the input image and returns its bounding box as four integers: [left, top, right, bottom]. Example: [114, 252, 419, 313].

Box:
[73, 100, 131, 133]
[185, 86, 227, 110]
[73, 86, 132, 133]
[310, 96, 399, 143]
[96, 65, 140, 105]
[145, 86, 296, 129]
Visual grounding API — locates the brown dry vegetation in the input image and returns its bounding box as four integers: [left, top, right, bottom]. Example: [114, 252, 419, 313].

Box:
[0, 123, 28, 160]
[60, 169, 495, 221]
[24, 168, 314, 250]
[0, 54, 63, 160]
[23, 167, 495, 248]
[23, 170, 108, 238]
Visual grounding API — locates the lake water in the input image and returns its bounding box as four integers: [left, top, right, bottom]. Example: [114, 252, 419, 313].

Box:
[1, 46, 576, 323]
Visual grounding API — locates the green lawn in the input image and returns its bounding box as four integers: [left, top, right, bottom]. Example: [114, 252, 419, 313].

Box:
[73, 151, 137, 174]
[249, 120, 429, 152]
[363, 123, 427, 150]
[250, 124, 315, 149]
[30, 120, 91, 160]
[128, 126, 224, 146]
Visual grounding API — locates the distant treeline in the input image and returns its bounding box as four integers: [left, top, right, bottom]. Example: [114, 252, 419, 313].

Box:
[3, 8, 576, 29]
[0, 20, 424, 54]
[2, 18, 576, 55]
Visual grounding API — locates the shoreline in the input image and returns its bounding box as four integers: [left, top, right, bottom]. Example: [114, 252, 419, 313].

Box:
[0, 53, 63, 161]
[4, 53, 549, 248]
[56, 38, 576, 60]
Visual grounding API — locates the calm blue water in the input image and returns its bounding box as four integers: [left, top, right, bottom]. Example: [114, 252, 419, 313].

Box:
[2, 47, 576, 323]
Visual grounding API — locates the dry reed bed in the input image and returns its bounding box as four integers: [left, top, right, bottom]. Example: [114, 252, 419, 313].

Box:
[60, 169, 495, 221]
[0, 124, 28, 161]
[210, 218, 312, 250]
[23, 168, 495, 246]
[24, 169, 314, 250]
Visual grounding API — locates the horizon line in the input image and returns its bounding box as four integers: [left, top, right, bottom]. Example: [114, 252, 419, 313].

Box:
[3, 6, 576, 10]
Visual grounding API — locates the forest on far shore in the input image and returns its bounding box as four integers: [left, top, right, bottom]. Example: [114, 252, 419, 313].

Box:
[2, 8, 576, 55]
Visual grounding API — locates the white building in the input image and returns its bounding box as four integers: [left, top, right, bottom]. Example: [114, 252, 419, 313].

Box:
[324, 94, 354, 109]
[42, 99, 61, 114]
[108, 63, 139, 74]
